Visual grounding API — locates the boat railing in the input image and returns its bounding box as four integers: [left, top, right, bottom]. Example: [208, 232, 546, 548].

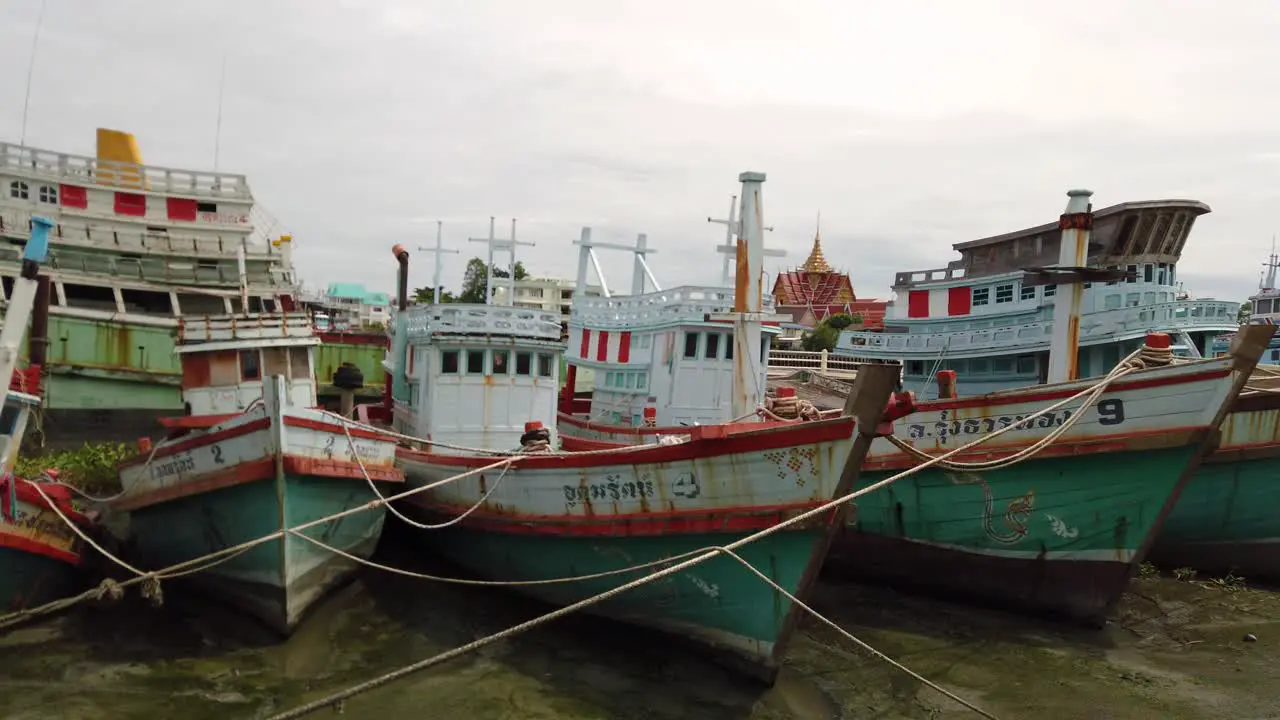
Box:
[178, 312, 316, 344]
[768, 349, 871, 374]
[0, 208, 273, 259]
[571, 284, 777, 329]
[893, 266, 967, 287]
[402, 303, 563, 342]
[0, 142, 252, 200]
[837, 299, 1239, 355]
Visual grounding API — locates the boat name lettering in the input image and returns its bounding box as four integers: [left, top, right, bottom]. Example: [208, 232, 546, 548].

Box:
[906, 399, 1126, 444]
[672, 472, 700, 499]
[563, 473, 655, 507]
[198, 211, 250, 224]
[211, 444, 224, 465]
[346, 442, 381, 462]
[151, 454, 196, 480]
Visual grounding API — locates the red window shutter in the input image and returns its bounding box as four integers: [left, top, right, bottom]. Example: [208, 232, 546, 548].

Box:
[618, 331, 631, 363]
[114, 192, 146, 217]
[597, 331, 609, 362]
[907, 290, 930, 318]
[947, 287, 971, 316]
[580, 329, 591, 358]
[59, 184, 88, 209]
[166, 197, 198, 221]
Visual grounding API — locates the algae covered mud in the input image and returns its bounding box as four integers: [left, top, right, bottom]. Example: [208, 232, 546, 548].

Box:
[2, 526, 1279, 720]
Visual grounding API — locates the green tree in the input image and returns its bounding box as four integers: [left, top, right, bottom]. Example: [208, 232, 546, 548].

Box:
[458, 257, 530, 303]
[826, 313, 855, 330]
[1238, 301, 1252, 325]
[800, 322, 840, 352]
[411, 287, 456, 304]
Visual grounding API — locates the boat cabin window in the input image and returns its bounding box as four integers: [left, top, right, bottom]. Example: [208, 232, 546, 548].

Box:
[760, 336, 769, 363]
[1144, 265, 1154, 283]
[1126, 265, 1139, 284]
[1020, 285, 1036, 301]
[38, 185, 57, 204]
[1257, 299, 1274, 315]
[492, 350, 509, 375]
[637, 334, 652, 349]
[537, 352, 554, 378]
[1, 277, 12, 301]
[995, 284, 1014, 304]
[1016, 355, 1037, 374]
[466, 349, 485, 374]
[289, 347, 311, 379]
[240, 349, 261, 381]
[725, 338, 734, 360]
[262, 348, 289, 377]
[63, 283, 119, 312]
[515, 351, 532, 376]
[972, 287, 990, 307]
[9, 181, 28, 200]
[683, 332, 699, 359]
[1126, 293, 1141, 307]
[906, 360, 925, 376]
[121, 287, 174, 315]
[1104, 294, 1122, 310]
[177, 293, 228, 315]
[1044, 284, 1057, 297]
[441, 350, 460, 374]
[705, 333, 720, 359]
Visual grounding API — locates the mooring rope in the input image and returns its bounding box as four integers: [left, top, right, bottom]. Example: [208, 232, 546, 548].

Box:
[286, 531, 1000, 719]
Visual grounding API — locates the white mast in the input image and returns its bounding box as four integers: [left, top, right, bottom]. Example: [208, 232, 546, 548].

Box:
[418, 221, 459, 304]
[1046, 189, 1093, 384]
[468, 218, 534, 305]
[708, 194, 784, 286]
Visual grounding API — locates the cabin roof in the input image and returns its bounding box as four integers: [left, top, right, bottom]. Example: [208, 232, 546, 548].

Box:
[326, 282, 391, 305]
[951, 199, 1212, 252]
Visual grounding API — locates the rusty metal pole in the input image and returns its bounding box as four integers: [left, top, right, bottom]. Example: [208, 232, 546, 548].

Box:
[1047, 189, 1093, 383]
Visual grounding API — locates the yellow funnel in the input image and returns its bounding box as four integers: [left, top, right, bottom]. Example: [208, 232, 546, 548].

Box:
[95, 128, 148, 189]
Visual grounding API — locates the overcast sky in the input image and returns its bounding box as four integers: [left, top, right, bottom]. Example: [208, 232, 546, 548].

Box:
[3, 0, 1278, 302]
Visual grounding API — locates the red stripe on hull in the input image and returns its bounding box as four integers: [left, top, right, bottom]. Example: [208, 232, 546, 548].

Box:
[282, 415, 394, 442]
[114, 455, 400, 512]
[865, 426, 1206, 471]
[403, 496, 833, 537]
[915, 367, 1231, 412]
[118, 417, 272, 467]
[0, 532, 81, 566]
[401, 416, 855, 470]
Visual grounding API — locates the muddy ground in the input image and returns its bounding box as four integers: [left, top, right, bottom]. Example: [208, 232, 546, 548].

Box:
[0, 547, 1277, 720]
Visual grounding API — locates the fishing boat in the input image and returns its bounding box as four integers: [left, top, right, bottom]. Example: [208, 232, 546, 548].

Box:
[0, 130, 380, 447]
[109, 311, 404, 633]
[555, 211, 893, 447]
[1150, 254, 1280, 580]
[0, 217, 96, 611]
[835, 198, 1237, 400]
[387, 172, 906, 682]
[823, 190, 1272, 622]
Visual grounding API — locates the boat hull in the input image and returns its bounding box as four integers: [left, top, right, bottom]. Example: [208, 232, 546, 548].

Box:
[0, 488, 86, 611]
[830, 355, 1251, 622]
[113, 406, 403, 634]
[1149, 396, 1280, 580]
[396, 417, 860, 680]
[832, 445, 1199, 622]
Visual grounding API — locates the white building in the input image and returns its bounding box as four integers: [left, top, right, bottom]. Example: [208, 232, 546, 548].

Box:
[491, 276, 603, 325]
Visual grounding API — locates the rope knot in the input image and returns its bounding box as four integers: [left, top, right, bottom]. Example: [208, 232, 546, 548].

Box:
[93, 577, 125, 602]
[140, 576, 164, 608]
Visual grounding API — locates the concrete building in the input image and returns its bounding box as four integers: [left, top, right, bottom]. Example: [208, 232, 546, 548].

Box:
[323, 283, 393, 328]
[491, 275, 604, 325]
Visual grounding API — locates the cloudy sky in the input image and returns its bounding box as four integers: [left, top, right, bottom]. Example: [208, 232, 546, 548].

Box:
[3, 0, 1278, 302]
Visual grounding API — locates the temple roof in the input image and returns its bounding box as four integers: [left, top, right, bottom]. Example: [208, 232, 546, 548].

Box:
[801, 217, 832, 273]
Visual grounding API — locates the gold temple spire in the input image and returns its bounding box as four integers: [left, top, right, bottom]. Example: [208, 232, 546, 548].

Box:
[801, 211, 832, 273]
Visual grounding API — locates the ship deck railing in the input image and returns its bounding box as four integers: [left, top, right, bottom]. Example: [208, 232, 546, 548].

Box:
[402, 303, 563, 342]
[837, 299, 1239, 356]
[0, 208, 276, 261]
[570, 285, 777, 330]
[0, 142, 251, 201]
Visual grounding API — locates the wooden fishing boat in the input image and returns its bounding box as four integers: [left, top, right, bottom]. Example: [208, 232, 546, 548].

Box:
[1146, 361, 1280, 580]
[386, 172, 905, 681]
[832, 328, 1269, 622]
[110, 312, 403, 633]
[0, 217, 98, 611]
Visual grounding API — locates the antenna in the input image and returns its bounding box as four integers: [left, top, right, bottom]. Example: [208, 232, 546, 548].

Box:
[214, 53, 228, 172]
[19, 0, 48, 147]
[417, 220, 459, 304]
